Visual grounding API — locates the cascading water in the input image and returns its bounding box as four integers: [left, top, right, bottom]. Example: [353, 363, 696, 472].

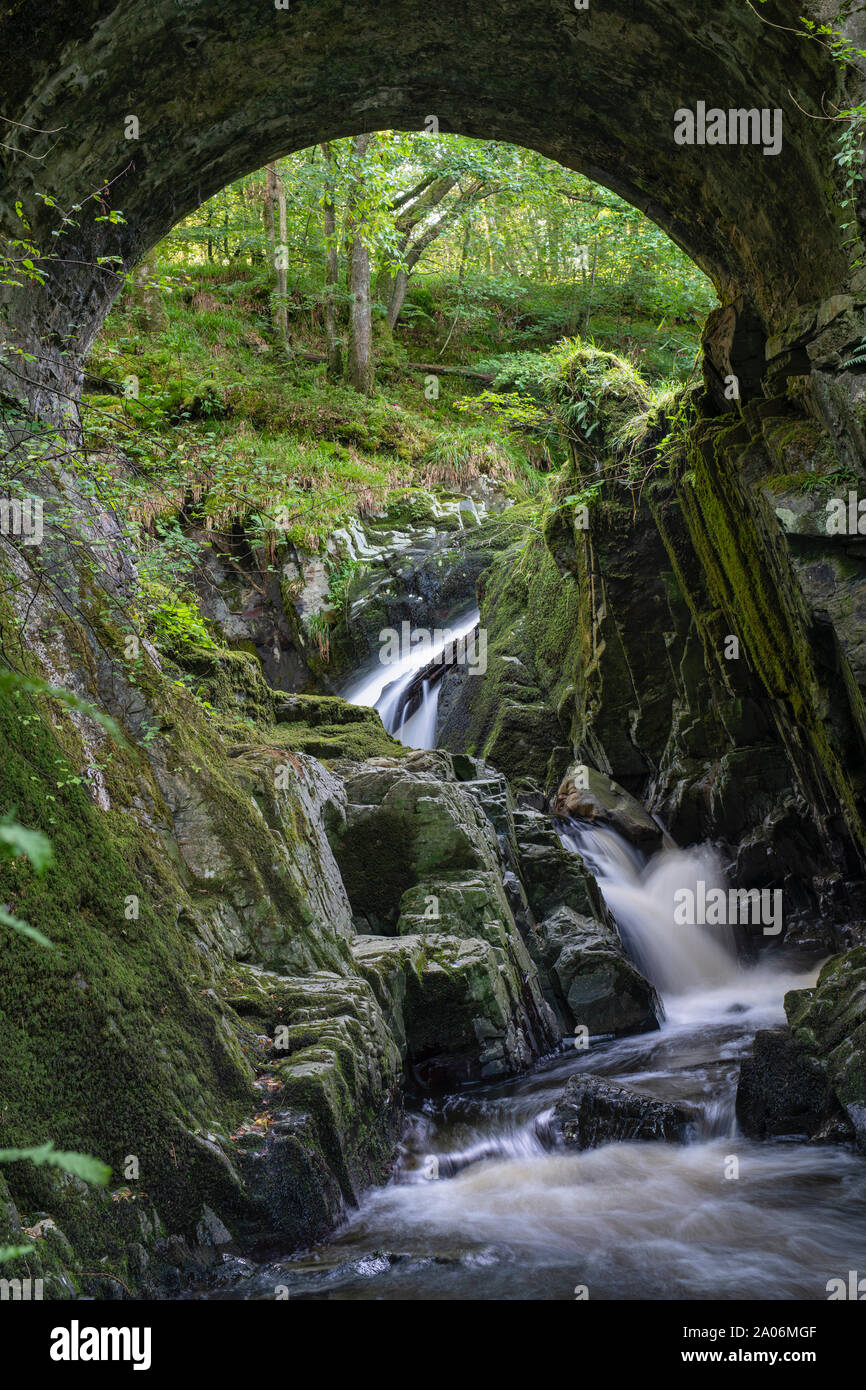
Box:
[557, 819, 741, 1000]
[194, 817, 865, 1302]
[341, 605, 480, 750]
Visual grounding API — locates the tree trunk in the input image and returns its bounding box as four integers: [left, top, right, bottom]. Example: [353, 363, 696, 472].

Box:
[346, 134, 374, 395]
[380, 174, 465, 329]
[320, 142, 342, 380]
[583, 238, 599, 332]
[276, 166, 289, 354]
[264, 163, 276, 254]
[129, 253, 165, 333]
[385, 265, 409, 331]
[264, 162, 289, 352]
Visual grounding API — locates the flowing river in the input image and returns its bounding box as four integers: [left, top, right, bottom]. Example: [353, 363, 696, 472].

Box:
[196, 624, 866, 1301]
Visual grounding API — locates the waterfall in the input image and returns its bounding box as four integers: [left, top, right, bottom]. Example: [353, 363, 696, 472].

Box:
[342, 605, 480, 749]
[557, 818, 742, 999]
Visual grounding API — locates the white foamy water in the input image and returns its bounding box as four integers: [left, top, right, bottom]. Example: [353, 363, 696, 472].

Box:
[559, 819, 741, 999]
[342, 606, 480, 749]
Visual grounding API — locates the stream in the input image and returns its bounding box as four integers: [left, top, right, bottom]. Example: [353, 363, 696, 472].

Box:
[199, 603, 866, 1301]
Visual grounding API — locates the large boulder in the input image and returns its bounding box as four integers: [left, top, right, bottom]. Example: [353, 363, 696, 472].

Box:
[326, 751, 506, 933]
[351, 933, 552, 1087]
[554, 763, 662, 852]
[547, 1074, 694, 1150]
[735, 1028, 853, 1143]
[537, 905, 662, 1037]
[512, 806, 611, 922]
[784, 947, 866, 1147]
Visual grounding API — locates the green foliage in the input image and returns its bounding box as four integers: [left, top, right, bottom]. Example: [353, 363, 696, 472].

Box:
[0, 1142, 111, 1187]
[304, 610, 332, 662]
[0, 668, 124, 744]
[326, 555, 364, 617]
[473, 352, 559, 400]
[842, 336, 866, 370]
[796, 9, 865, 263]
[544, 338, 652, 462]
[137, 520, 208, 589]
[0, 1244, 36, 1261]
[141, 580, 218, 654]
[0, 795, 55, 950]
[157, 131, 714, 364]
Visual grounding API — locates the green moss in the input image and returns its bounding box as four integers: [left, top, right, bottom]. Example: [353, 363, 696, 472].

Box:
[271, 693, 403, 762]
[439, 511, 580, 786]
[0, 675, 256, 1238]
[785, 946, 866, 1116]
[655, 415, 866, 856]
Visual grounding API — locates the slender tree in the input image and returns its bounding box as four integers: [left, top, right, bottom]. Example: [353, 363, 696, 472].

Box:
[320, 142, 343, 379]
[345, 133, 374, 395]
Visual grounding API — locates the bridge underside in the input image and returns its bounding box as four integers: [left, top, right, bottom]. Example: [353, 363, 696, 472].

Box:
[0, 0, 863, 416]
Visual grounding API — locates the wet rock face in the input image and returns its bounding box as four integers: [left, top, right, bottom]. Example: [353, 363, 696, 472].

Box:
[735, 1029, 854, 1144]
[340, 502, 503, 669]
[547, 1075, 694, 1150]
[352, 932, 544, 1089]
[227, 967, 404, 1243]
[512, 808, 662, 1037]
[326, 751, 562, 1082]
[537, 906, 663, 1039]
[0, 1, 859, 415]
[463, 347, 866, 952]
[513, 807, 610, 924]
[785, 947, 866, 1148]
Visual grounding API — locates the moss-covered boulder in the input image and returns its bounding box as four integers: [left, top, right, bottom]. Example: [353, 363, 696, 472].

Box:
[224, 966, 402, 1241]
[351, 932, 550, 1087]
[326, 752, 507, 932]
[785, 948, 866, 1147]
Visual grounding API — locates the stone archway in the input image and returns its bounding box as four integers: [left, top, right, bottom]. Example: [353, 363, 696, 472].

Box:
[0, 0, 863, 415]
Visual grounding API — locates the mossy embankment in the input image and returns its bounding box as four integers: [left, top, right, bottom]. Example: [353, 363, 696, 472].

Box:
[0, 482, 409, 1292]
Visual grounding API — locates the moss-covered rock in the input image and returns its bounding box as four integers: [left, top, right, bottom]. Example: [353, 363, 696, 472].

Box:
[351, 931, 549, 1087]
[735, 1028, 853, 1143]
[785, 948, 866, 1147]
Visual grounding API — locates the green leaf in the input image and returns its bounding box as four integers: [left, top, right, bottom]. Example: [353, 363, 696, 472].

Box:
[0, 1244, 35, 1261]
[0, 906, 54, 950]
[0, 816, 53, 873]
[0, 1143, 111, 1186]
